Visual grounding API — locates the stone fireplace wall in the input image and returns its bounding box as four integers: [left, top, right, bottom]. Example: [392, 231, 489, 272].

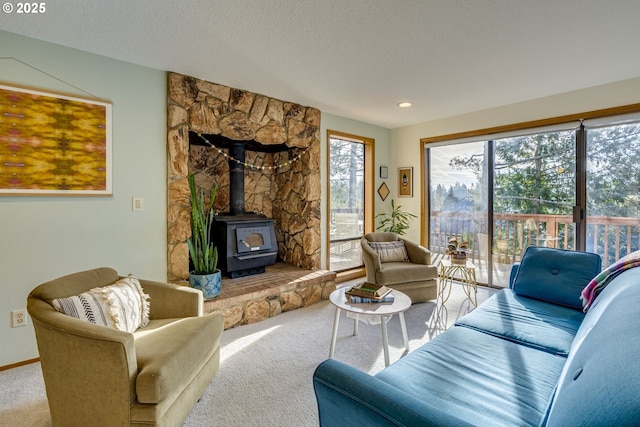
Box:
[167, 72, 321, 282]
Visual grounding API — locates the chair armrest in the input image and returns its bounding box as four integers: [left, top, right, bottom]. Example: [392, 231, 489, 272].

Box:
[402, 238, 431, 265]
[361, 238, 382, 283]
[27, 298, 137, 426]
[313, 359, 474, 427]
[138, 279, 203, 319]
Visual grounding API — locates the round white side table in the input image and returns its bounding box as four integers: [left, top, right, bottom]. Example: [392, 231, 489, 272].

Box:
[328, 287, 412, 367]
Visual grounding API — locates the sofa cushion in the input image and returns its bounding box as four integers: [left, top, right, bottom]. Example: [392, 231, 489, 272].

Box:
[134, 313, 224, 404]
[511, 247, 601, 309]
[51, 275, 150, 333]
[376, 262, 437, 285]
[375, 326, 566, 427]
[369, 241, 409, 263]
[455, 289, 584, 356]
[545, 268, 640, 426]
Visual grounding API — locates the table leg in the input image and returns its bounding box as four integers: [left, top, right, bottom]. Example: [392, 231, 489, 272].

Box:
[399, 312, 410, 352]
[438, 265, 453, 305]
[470, 269, 477, 307]
[460, 268, 478, 307]
[353, 314, 359, 336]
[329, 307, 341, 358]
[381, 315, 390, 367]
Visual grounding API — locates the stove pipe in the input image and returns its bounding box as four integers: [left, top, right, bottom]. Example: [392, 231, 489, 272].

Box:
[229, 141, 245, 215]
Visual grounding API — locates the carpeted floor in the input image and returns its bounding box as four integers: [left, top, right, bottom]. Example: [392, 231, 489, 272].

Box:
[0, 281, 496, 427]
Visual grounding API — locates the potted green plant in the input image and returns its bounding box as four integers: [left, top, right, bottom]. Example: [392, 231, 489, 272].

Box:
[375, 199, 417, 236]
[446, 237, 469, 264]
[187, 173, 221, 300]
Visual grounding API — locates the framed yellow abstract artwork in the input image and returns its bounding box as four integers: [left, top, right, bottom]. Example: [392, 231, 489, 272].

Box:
[0, 83, 112, 196]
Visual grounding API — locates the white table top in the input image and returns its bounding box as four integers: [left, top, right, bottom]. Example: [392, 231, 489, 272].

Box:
[329, 287, 412, 316]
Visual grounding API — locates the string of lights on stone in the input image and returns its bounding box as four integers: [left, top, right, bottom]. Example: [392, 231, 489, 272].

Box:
[196, 133, 309, 172]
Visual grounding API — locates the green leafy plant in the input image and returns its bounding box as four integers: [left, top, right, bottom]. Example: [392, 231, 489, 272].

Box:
[446, 237, 469, 256]
[187, 174, 219, 275]
[375, 199, 417, 235]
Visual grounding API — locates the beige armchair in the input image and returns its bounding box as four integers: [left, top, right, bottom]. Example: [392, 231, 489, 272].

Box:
[361, 232, 438, 303]
[27, 267, 224, 427]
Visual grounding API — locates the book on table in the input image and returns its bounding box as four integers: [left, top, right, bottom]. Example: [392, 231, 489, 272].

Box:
[349, 295, 395, 304]
[345, 282, 393, 301]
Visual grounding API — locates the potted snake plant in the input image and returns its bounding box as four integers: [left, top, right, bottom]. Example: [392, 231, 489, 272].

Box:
[187, 173, 221, 300]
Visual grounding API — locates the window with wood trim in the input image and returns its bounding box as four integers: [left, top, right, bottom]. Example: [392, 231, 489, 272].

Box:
[422, 104, 640, 287]
[327, 130, 374, 273]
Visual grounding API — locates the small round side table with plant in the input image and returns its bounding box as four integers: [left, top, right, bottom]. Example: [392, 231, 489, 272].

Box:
[439, 237, 477, 306]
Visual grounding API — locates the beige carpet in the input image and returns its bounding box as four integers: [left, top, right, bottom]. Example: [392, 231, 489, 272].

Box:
[0, 282, 496, 427]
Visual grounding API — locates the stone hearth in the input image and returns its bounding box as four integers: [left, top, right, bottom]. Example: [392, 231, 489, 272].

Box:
[205, 263, 336, 329]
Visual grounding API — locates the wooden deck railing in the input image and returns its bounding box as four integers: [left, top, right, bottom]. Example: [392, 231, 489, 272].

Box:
[432, 211, 640, 268]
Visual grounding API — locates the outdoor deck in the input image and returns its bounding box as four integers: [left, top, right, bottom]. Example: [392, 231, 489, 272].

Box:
[328, 210, 639, 287]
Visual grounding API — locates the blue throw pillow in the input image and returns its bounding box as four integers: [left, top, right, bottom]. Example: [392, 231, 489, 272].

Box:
[511, 247, 602, 309]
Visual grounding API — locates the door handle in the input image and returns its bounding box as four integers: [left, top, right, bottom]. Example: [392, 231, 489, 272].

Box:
[572, 206, 584, 223]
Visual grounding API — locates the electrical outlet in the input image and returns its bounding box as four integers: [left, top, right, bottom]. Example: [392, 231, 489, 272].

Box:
[11, 309, 27, 328]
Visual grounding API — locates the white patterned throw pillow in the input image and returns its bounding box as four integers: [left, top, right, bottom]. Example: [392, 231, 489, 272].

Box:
[51, 275, 150, 333]
[369, 241, 410, 263]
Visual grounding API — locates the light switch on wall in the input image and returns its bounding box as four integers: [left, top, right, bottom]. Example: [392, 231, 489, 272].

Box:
[132, 197, 144, 212]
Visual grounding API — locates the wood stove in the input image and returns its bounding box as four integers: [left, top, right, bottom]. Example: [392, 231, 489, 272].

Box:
[190, 133, 281, 278]
[213, 215, 278, 278]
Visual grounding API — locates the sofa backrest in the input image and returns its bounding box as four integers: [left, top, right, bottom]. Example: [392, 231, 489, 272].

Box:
[545, 268, 640, 426]
[511, 247, 602, 309]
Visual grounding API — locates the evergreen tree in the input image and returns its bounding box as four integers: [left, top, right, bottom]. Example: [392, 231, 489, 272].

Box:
[329, 138, 364, 210]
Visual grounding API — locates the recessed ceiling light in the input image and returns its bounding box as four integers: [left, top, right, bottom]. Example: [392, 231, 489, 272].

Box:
[397, 102, 412, 108]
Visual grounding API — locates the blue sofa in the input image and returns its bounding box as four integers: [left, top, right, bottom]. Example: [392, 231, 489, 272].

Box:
[313, 247, 640, 426]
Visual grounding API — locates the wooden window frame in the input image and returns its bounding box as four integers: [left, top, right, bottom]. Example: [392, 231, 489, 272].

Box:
[326, 130, 375, 279]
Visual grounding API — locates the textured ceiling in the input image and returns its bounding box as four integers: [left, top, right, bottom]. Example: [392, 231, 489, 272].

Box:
[2, 0, 640, 128]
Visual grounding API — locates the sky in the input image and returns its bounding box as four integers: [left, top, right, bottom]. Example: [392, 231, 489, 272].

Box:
[428, 141, 484, 189]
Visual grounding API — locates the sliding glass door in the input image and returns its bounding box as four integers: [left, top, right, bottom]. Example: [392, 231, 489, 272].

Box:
[492, 130, 576, 286]
[586, 121, 640, 268]
[427, 131, 576, 287]
[428, 142, 490, 282]
[426, 114, 640, 287]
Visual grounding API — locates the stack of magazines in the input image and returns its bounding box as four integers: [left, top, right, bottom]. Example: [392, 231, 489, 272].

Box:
[345, 283, 394, 303]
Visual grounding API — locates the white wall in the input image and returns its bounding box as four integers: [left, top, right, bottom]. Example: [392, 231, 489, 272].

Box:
[391, 77, 640, 239]
[0, 31, 167, 366]
[320, 113, 392, 268]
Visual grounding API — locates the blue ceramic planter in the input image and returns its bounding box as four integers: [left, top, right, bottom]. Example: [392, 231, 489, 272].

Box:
[189, 270, 222, 300]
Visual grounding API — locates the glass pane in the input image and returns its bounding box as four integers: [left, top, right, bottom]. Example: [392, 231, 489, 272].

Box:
[587, 122, 640, 268]
[493, 131, 576, 286]
[329, 137, 365, 272]
[429, 142, 490, 283]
